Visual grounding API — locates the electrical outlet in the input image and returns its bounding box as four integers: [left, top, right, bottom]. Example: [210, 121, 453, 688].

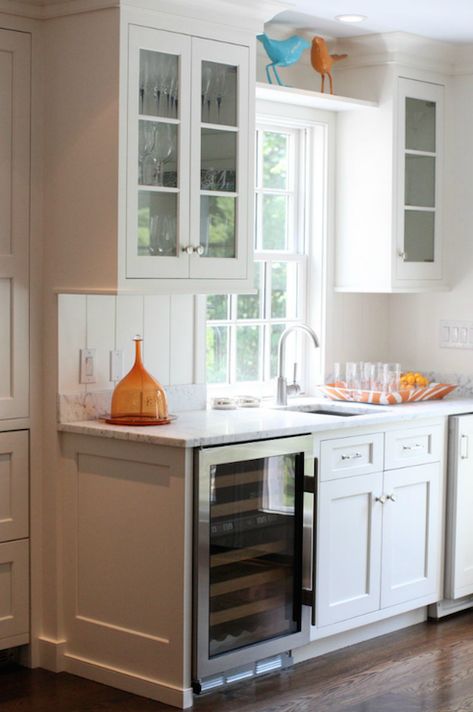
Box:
[80, 348, 96, 384]
[110, 349, 123, 382]
[440, 320, 473, 349]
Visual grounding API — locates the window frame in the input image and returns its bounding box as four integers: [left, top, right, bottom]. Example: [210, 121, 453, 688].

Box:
[199, 106, 331, 398]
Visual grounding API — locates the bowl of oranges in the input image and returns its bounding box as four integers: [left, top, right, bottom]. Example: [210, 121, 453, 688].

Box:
[400, 371, 430, 390]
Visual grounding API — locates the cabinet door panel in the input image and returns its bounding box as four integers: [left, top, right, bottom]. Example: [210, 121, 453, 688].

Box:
[0, 431, 28, 543]
[396, 78, 443, 281]
[381, 463, 440, 608]
[126, 26, 191, 279]
[190, 38, 250, 280]
[446, 415, 473, 599]
[0, 30, 30, 419]
[0, 539, 29, 644]
[317, 473, 383, 626]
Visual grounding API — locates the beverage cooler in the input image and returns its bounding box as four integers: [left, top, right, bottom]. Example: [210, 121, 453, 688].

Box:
[193, 435, 315, 691]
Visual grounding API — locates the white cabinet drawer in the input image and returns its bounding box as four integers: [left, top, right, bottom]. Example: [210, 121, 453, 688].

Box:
[320, 433, 384, 481]
[0, 431, 29, 543]
[0, 538, 29, 643]
[385, 425, 442, 470]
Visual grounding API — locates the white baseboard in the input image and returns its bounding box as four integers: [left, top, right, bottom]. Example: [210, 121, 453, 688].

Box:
[63, 652, 193, 709]
[293, 608, 426, 664]
[37, 636, 67, 672]
[37, 636, 192, 708]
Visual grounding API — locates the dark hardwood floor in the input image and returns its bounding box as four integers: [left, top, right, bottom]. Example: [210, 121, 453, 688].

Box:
[2, 611, 473, 711]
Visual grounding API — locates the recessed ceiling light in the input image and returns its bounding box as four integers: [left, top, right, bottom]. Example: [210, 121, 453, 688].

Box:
[335, 14, 367, 23]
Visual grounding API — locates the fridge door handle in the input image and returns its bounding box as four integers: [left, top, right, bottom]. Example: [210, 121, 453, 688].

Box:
[461, 434, 469, 460]
[302, 458, 317, 627]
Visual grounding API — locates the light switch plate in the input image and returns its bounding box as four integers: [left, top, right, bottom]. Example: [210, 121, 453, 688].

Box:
[80, 348, 96, 383]
[110, 349, 123, 382]
[440, 320, 473, 349]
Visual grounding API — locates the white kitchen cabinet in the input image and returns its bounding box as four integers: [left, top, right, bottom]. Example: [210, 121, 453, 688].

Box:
[445, 415, 473, 600]
[0, 539, 29, 647]
[381, 463, 440, 607]
[60, 433, 194, 708]
[0, 430, 30, 650]
[316, 422, 444, 628]
[45, 6, 255, 294]
[127, 28, 249, 282]
[0, 29, 30, 419]
[0, 431, 29, 543]
[335, 68, 446, 292]
[317, 473, 383, 625]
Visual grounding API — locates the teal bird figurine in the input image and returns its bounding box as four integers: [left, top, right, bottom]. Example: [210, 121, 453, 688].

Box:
[257, 33, 310, 86]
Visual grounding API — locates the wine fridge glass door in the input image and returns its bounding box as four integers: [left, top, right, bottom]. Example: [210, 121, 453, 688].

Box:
[194, 435, 313, 681]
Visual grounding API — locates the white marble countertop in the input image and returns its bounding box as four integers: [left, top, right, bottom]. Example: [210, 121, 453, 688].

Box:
[58, 395, 473, 448]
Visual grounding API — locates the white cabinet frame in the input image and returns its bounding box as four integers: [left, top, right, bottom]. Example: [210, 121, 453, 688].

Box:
[189, 38, 250, 280]
[395, 78, 444, 282]
[126, 26, 191, 279]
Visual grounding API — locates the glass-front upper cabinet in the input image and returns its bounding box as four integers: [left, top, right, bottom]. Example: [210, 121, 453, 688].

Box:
[189, 39, 250, 280]
[127, 26, 191, 279]
[397, 78, 444, 281]
[126, 27, 250, 282]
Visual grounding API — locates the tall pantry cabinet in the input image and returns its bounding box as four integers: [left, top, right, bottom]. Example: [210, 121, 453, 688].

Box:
[0, 29, 30, 651]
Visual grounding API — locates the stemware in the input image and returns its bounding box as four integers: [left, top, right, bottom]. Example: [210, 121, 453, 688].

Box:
[139, 123, 157, 184]
[154, 124, 174, 186]
[201, 64, 214, 121]
[149, 215, 177, 256]
[213, 65, 228, 122]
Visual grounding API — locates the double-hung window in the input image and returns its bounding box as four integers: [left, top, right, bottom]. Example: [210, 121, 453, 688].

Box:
[206, 117, 323, 396]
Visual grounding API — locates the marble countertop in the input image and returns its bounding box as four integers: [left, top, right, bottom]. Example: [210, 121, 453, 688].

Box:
[58, 396, 473, 448]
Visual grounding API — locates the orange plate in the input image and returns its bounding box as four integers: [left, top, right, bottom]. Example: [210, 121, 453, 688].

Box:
[318, 383, 457, 405]
[105, 416, 173, 426]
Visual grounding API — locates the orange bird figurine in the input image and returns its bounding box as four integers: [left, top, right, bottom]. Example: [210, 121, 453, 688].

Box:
[310, 36, 347, 94]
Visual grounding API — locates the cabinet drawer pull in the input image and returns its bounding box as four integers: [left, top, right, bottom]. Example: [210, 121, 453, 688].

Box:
[375, 495, 386, 504]
[341, 452, 363, 461]
[402, 443, 422, 451]
[386, 493, 396, 502]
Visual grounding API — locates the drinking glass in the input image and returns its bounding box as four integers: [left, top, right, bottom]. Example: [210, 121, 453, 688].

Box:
[383, 362, 401, 393]
[360, 362, 373, 390]
[332, 362, 343, 386]
[346, 362, 360, 390]
[154, 124, 174, 186]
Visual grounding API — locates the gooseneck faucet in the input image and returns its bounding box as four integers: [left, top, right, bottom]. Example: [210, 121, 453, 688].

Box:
[276, 324, 320, 406]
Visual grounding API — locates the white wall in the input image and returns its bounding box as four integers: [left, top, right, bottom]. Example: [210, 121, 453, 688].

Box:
[389, 73, 473, 375]
[58, 294, 198, 392]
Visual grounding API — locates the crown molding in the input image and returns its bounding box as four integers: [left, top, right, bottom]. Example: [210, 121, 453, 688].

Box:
[329, 32, 456, 75]
[0, 0, 292, 24]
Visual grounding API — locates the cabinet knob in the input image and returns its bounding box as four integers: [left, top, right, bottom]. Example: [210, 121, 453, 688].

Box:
[194, 245, 205, 256]
[375, 495, 386, 504]
[398, 250, 407, 260]
[182, 245, 194, 255]
[386, 493, 396, 502]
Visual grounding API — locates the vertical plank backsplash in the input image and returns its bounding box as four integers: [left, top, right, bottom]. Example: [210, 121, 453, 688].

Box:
[58, 294, 199, 392]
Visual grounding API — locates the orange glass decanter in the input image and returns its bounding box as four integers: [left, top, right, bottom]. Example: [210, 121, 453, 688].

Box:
[106, 336, 169, 426]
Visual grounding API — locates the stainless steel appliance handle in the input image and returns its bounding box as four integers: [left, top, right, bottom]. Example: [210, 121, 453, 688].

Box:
[302, 458, 317, 627]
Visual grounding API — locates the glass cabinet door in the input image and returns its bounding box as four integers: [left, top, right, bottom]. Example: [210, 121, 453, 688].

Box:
[189, 39, 250, 280]
[397, 78, 443, 281]
[127, 26, 191, 279]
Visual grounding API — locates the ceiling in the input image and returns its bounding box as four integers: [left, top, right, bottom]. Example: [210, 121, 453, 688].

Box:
[270, 1, 473, 43]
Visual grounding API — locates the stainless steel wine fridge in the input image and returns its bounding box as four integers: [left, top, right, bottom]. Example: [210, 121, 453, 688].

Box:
[193, 435, 316, 692]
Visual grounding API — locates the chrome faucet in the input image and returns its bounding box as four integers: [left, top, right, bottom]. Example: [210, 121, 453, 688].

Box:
[276, 324, 320, 406]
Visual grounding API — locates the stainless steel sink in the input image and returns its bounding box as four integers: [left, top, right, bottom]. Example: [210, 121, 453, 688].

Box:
[275, 403, 383, 417]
